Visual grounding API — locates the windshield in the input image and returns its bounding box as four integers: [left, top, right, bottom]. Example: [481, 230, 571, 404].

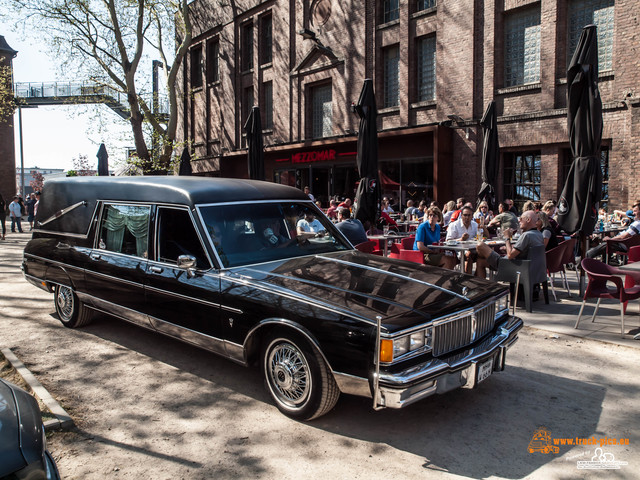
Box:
[198, 201, 351, 268]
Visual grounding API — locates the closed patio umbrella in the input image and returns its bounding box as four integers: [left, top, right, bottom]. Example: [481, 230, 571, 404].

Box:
[557, 24, 603, 235]
[97, 143, 109, 176]
[244, 106, 264, 180]
[353, 79, 380, 228]
[477, 101, 499, 211]
[178, 147, 192, 176]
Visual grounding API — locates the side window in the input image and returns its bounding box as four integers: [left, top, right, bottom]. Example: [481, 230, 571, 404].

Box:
[98, 204, 150, 257]
[156, 207, 209, 269]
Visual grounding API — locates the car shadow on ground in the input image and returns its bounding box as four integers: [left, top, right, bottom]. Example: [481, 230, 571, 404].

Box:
[73, 313, 606, 479]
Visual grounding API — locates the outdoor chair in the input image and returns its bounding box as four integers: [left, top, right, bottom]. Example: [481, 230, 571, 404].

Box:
[576, 258, 640, 337]
[495, 244, 549, 313]
[398, 249, 425, 264]
[354, 240, 381, 255]
[623, 245, 640, 313]
[546, 241, 571, 301]
[561, 237, 579, 283]
[605, 234, 640, 265]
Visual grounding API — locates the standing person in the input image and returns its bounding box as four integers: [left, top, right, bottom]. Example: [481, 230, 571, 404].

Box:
[25, 193, 37, 231]
[414, 206, 456, 269]
[334, 208, 368, 245]
[0, 193, 6, 240]
[34, 191, 41, 217]
[9, 196, 24, 233]
[303, 186, 315, 202]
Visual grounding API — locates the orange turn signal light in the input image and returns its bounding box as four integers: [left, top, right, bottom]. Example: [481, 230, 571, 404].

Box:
[379, 339, 394, 363]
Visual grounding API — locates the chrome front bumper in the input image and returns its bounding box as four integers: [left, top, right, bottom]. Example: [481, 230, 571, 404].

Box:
[374, 315, 523, 409]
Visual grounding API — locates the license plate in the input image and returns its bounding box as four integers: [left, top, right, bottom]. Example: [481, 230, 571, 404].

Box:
[477, 359, 493, 384]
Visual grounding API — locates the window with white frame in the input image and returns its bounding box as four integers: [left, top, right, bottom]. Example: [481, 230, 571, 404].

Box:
[417, 36, 436, 102]
[311, 83, 332, 138]
[504, 7, 541, 87]
[383, 45, 400, 108]
[383, 0, 399, 23]
[568, 0, 614, 71]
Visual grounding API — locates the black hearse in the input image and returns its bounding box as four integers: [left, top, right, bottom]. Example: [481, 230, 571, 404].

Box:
[23, 176, 522, 420]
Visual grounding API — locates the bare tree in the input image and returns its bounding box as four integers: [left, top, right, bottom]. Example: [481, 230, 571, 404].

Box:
[7, 0, 192, 173]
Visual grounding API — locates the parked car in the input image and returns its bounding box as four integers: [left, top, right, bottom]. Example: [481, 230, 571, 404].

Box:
[0, 378, 60, 479]
[23, 177, 523, 420]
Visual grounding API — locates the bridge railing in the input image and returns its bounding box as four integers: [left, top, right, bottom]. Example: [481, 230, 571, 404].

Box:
[14, 81, 169, 116]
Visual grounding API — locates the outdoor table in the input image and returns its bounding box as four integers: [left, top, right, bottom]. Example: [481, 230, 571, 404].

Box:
[429, 239, 505, 273]
[616, 262, 640, 273]
[367, 232, 412, 256]
[395, 220, 420, 232]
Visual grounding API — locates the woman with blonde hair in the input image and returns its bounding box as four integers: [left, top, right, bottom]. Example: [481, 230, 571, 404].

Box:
[442, 200, 456, 226]
[537, 211, 558, 251]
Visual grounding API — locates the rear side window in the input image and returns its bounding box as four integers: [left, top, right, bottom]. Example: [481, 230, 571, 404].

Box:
[156, 207, 210, 269]
[98, 204, 151, 258]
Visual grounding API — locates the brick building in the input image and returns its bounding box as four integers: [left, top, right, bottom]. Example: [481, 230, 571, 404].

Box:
[179, 0, 640, 211]
[0, 35, 17, 206]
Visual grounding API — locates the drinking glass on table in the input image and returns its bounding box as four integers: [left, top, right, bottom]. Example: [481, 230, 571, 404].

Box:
[383, 225, 389, 236]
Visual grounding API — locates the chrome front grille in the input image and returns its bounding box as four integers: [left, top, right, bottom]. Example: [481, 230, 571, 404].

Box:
[432, 302, 496, 356]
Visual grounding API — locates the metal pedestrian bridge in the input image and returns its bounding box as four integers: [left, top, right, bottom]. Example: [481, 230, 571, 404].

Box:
[14, 81, 169, 121]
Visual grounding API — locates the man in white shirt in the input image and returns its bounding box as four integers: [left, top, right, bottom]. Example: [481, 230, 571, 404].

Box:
[587, 201, 640, 262]
[446, 205, 478, 274]
[303, 186, 315, 202]
[296, 212, 326, 238]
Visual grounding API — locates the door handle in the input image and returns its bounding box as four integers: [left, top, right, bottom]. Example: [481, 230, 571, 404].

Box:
[90, 253, 101, 261]
[150, 266, 163, 274]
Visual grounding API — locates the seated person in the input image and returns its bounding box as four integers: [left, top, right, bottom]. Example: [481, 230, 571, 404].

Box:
[414, 207, 456, 269]
[334, 208, 368, 245]
[487, 201, 519, 234]
[326, 199, 339, 221]
[476, 210, 544, 279]
[296, 212, 326, 238]
[537, 211, 558, 251]
[446, 205, 478, 274]
[259, 218, 295, 248]
[587, 201, 640, 261]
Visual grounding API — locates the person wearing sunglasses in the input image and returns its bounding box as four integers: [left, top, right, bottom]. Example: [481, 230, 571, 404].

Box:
[445, 205, 478, 274]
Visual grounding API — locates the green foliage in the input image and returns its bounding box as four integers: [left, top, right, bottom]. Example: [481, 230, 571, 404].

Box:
[0, 61, 17, 124]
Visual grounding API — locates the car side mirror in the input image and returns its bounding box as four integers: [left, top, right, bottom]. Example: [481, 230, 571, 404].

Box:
[177, 254, 197, 271]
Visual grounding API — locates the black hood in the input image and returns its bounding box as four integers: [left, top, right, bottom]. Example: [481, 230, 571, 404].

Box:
[236, 251, 506, 334]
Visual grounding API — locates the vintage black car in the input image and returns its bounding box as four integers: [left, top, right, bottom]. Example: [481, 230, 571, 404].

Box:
[23, 177, 522, 420]
[0, 378, 60, 479]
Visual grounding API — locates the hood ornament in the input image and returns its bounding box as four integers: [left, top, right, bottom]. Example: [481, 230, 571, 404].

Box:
[462, 286, 469, 296]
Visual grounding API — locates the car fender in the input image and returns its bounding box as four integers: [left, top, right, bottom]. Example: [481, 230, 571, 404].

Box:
[243, 318, 334, 373]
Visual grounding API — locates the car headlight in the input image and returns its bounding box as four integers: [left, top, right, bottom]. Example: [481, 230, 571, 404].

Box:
[380, 327, 432, 363]
[495, 293, 509, 315]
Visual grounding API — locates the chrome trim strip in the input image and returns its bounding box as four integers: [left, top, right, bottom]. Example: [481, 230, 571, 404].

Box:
[85, 270, 144, 289]
[23, 253, 86, 274]
[147, 314, 228, 356]
[320, 256, 470, 301]
[85, 296, 152, 330]
[144, 284, 220, 309]
[223, 273, 375, 326]
[333, 372, 371, 398]
[241, 267, 417, 315]
[38, 200, 88, 226]
[30, 229, 89, 239]
[195, 199, 315, 208]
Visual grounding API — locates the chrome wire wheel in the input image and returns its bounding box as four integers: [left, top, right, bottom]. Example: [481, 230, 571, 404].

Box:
[265, 339, 311, 408]
[55, 285, 75, 323]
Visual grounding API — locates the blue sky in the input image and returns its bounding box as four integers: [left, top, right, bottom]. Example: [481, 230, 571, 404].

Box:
[4, 33, 134, 171]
